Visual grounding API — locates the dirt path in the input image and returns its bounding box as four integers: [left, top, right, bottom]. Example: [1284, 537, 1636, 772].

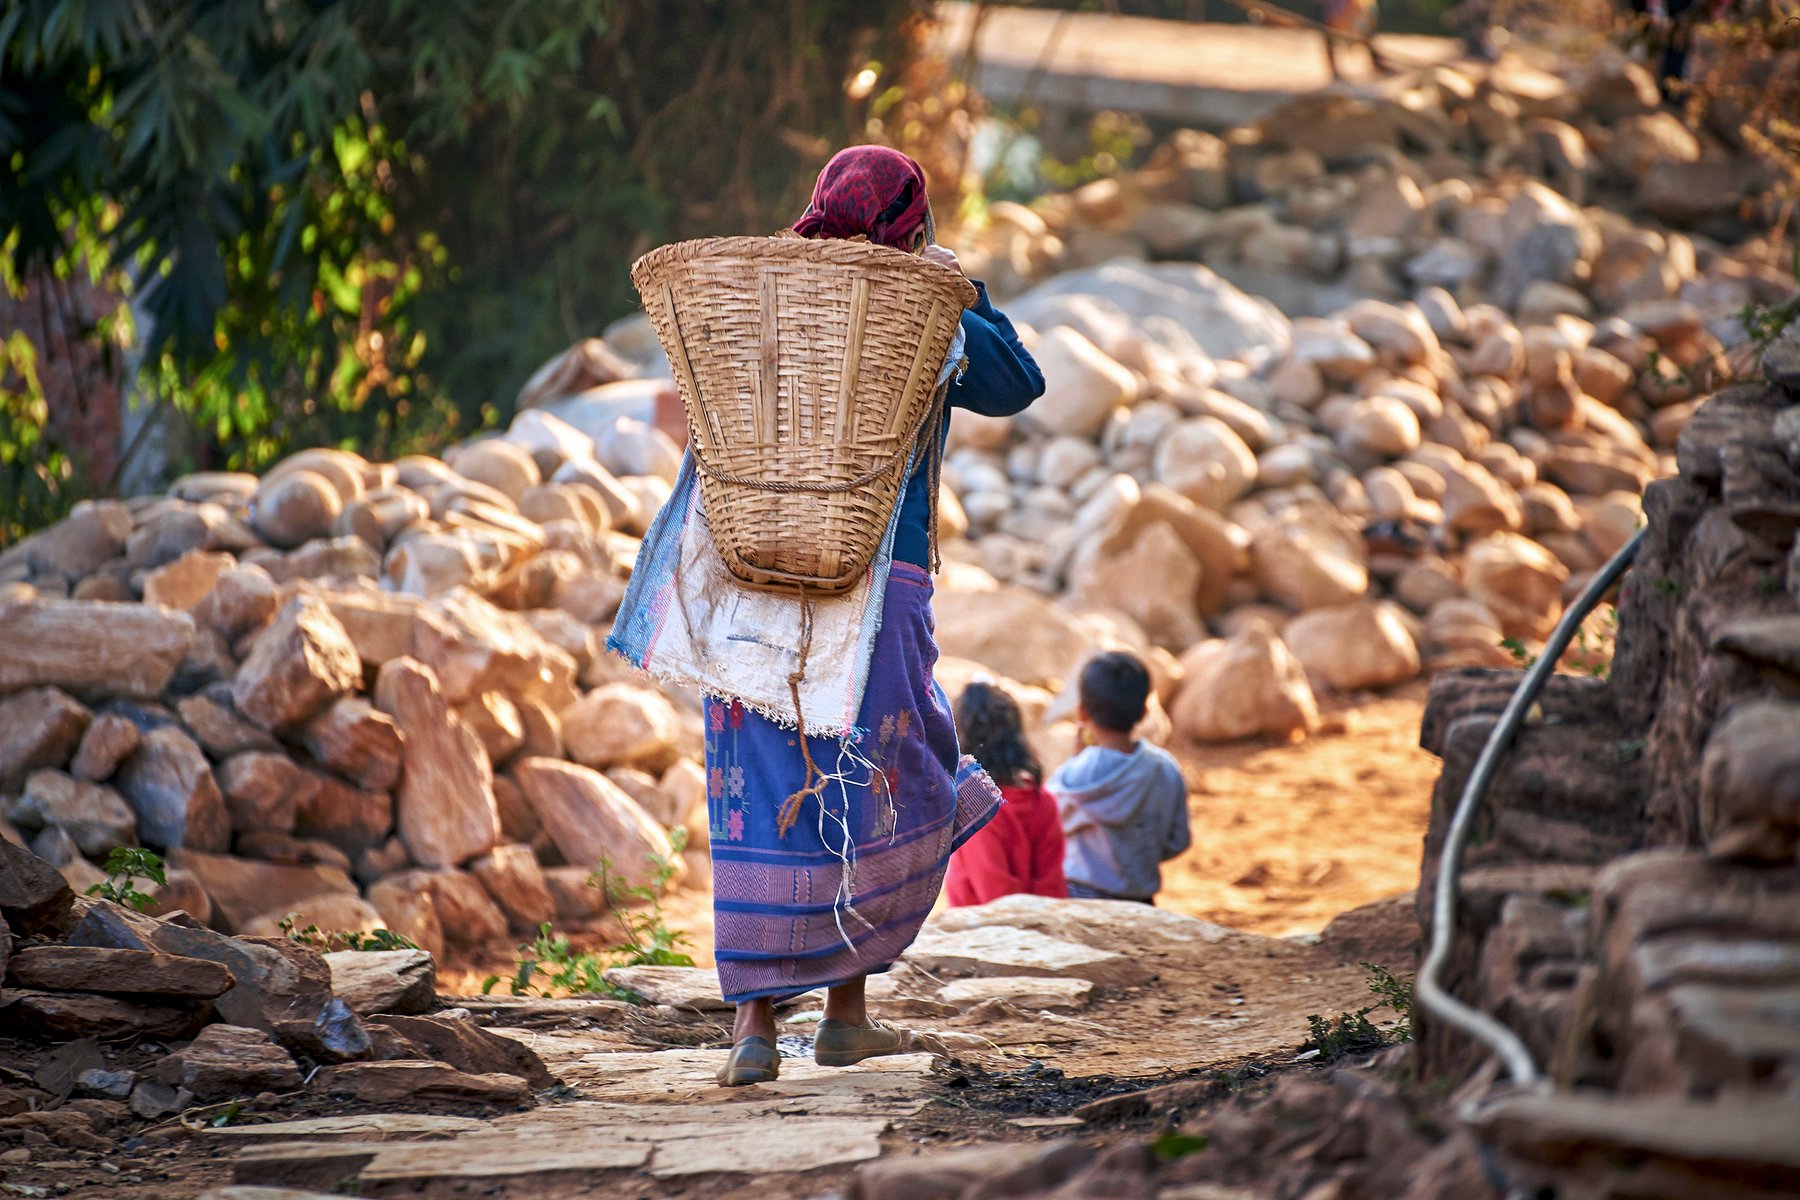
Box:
[1162, 683, 1436, 937]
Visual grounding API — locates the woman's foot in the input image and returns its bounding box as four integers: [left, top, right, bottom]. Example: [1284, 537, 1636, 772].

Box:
[716, 1036, 781, 1086]
[812, 1017, 908, 1066]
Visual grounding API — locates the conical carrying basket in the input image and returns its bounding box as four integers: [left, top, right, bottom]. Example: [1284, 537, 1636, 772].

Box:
[631, 235, 978, 595]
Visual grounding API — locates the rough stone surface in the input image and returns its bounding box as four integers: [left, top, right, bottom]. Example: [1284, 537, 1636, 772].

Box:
[312, 1061, 532, 1105]
[156, 1024, 304, 1100]
[115, 727, 231, 853]
[0, 687, 91, 792]
[12, 771, 136, 857]
[512, 758, 678, 890]
[365, 1014, 556, 1090]
[0, 841, 76, 936]
[0, 600, 195, 700]
[1172, 623, 1319, 743]
[299, 699, 405, 793]
[232, 596, 363, 731]
[67, 713, 141, 783]
[169, 848, 357, 934]
[468, 843, 556, 934]
[374, 656, 499, 868]
[324, 950, 437, 1016]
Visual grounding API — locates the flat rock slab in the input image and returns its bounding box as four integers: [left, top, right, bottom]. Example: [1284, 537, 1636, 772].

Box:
[0, 988, 206, 1039]
[5, 945, 235, 1001]
[200, 1188, 348, 1200]
[904, 925, 1153, 987]
[205, 1113, 488, 1142]
[937, 976, 1095, 1011]
[546, 1044, 938, 1103]
[313, 1061, 532, 1105]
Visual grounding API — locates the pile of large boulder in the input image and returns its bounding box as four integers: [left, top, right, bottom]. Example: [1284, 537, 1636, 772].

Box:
[0, 412, 706, 957]
[0, 839, 553, 1131]
[544, 52, 1789, 757]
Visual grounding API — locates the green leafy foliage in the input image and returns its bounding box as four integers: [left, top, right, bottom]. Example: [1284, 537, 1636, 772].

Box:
[1362, 961, 1414, 1043]
[277, 914, 418, 952]
[483, 828, 693, 999]
[1302, 963, 1416, 1062]
[1150, 1131, 1209, 1162]
[85, 847, 167, 911]
[0, 1, 918, 530]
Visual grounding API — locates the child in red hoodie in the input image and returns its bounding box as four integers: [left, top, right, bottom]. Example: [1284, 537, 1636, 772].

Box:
[945, 682, 1066, 906]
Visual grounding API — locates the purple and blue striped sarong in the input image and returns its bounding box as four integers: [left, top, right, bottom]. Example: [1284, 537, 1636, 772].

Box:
[703, 561, 1003, 1003]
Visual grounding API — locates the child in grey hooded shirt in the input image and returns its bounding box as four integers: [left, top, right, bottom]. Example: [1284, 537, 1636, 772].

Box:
[1049, 652, 1190, 904]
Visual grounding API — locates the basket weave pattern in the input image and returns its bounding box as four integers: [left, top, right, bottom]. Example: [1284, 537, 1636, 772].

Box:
[631, 236, 978, 594]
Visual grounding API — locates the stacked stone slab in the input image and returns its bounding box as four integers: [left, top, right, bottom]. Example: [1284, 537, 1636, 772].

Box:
[1405, 327, 1800, 1197]
[0, 840, 551, 1114]
[0, 415, 707, 957]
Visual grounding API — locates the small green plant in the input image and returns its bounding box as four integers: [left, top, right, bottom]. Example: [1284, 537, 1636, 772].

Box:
[1362, 962, 1414, 1044]
[334, 928, 421, 952]
[1302, 964, 1415, 1062]
[278, 916, 418, 953]
[589, 827, 695, 972]
[86, 848, 167, 912]
[1302, 1010, 1389, 1062]
[210, 1099, 244, 1128]
[1499, 637, 1536, 669]
[1654, 576, 1684, 597]
[1150, 1131, 1208, 1162]
[483, 828, 693, 999]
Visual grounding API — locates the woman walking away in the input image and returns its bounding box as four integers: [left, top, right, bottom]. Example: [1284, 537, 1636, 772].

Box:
[945, 682, 1067, 907]
[617, 146, 1044, 1087]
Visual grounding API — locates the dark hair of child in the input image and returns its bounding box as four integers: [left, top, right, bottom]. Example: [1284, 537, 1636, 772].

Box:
[954, 682, 1042, 787]
[1078, 651, 1151, 734]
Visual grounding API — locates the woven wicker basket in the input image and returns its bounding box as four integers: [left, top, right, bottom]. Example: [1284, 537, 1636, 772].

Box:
[631, 235, 978, 595]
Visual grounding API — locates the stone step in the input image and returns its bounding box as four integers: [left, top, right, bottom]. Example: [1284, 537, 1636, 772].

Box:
[1474, 1089, 1800, 1200]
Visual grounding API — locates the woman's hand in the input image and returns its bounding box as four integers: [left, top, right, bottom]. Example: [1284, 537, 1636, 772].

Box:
[921, 245, 963, 274]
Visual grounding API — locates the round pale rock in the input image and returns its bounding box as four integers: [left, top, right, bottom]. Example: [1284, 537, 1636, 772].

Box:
[1339, 299, 1440, 364]
[1154, 416, 1258, 510]
[1463, 532, 1570, 640]
[561, 683, 684, 773]
[1441, 459, 1525, 538]
[1250, 503, 1368, 612]
[1337, 396, 1422, 460]
[595, 417, 681, 484]
[448, 439, 542, 503]
[1283, 601, 1422, 693]
[267, 448, 368, 505]
[1067, 520, 1204, 651]
[251, 470, 344, 550]
[1288, 318, 1375, 382]
[1171, 623, 1319, 743]
[1019, 326, 1139, 439]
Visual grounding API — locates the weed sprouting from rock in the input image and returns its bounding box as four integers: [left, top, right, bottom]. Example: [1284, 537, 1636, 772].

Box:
[483, 828, 694, 999]
[85, 847, 166, 912]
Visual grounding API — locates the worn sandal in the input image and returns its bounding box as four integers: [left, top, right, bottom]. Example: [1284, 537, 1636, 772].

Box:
[716, 1036, 781, 1087]
[812, 1018, 908, 1067]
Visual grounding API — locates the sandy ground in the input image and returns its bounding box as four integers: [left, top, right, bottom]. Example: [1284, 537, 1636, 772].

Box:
[1161, 682, 1436, 937]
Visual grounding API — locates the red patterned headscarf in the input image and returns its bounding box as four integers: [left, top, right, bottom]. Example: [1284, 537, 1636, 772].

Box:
[792, 146, 930, 249]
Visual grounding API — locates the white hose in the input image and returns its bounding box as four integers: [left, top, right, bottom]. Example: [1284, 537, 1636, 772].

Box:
[1414, 527, 1648, 1088]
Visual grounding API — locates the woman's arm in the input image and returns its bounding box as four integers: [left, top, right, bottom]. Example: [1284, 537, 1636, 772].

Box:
[949, 281, 1044, 418]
